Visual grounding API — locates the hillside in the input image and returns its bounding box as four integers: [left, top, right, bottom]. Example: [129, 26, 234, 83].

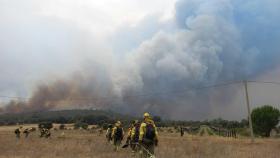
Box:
[0, 109, 135, 125]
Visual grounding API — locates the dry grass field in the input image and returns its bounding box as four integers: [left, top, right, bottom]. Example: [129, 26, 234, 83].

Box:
[0, 125, 280, 158]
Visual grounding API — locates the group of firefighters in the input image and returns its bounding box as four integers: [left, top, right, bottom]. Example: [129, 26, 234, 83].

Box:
[106, 112, 158, 157]
[14, 112, 158, 157]
[15, 126, 50, 139]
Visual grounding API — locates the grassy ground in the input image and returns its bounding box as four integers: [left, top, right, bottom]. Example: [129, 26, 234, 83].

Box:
[0, 125, 280, 158]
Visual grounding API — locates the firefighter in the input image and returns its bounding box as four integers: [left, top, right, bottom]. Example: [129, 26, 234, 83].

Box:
[40, 128, 51, 138]
[180, 126, 185, 137]
[106, 124, 113, 143]
[124, 122, 133, 147]
[131, 120, 141, 153]
[139, 113, 158, 158]
[44, 128, 51, 138]
[23, 128, 30, 138]
[15, 126, 22, 139]
[39, 128, 45, 138]
[111, 121, 124, 151]
[98, 128, 103, 136]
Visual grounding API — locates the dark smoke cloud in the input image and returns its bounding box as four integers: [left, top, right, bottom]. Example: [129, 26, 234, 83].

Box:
[1, 0, 280, 120]
[1, 70, 115, 113]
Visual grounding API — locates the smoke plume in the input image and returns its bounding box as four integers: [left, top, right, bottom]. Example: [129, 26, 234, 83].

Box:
[1, 70, 116, 113]
[1, 0, 280, 119]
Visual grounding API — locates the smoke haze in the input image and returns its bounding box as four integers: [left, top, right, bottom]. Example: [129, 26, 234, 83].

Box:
[1, 0, 280, 120]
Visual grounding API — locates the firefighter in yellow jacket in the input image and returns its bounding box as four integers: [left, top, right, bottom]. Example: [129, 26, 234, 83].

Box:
[111, 121, 124, 151]
[138, 113, 158, 157]
[124, 122, 134, 148]
[106, 124, 113, 143]
[130, 120, 141, 152]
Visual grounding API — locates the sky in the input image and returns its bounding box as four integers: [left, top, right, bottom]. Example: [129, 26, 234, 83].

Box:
[0, 0, 280, 120]
[0, 0, 176, 96]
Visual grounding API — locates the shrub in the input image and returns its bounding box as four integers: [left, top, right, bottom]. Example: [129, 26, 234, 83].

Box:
[59, 124, 65, 130]
[74, 122, 88, 130]
[38, 122, 53, 129]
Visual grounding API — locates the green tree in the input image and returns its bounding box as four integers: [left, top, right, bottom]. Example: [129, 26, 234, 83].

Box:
[251, 105, 280, 137]
[38, 122, 53, 129]
[153, 116, 162, 122]
[59, 124, 65, 130]
[74, 122, 88, 130]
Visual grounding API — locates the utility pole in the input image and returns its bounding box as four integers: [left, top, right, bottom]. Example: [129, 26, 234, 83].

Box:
[243, 80, 254, 143]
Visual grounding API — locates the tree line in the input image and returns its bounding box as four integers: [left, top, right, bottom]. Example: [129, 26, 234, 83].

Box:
[0, 105, 279, 137]
[0, 109, 248, 129]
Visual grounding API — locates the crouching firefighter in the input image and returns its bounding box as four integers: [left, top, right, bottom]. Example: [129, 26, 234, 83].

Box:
[112, 121, 124, 151]
[40, 128, 51, 138]
[139, 113, 158, 158]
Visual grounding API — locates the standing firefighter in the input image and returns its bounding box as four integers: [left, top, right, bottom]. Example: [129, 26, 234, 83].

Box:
[23, 128, 30, 138]
[139, 113, 158, 158]
[131, 120, 141, 153]
[14, 126, 22, 139]
[123, 122, 133, 148]
[122, 120, 139, 151]
[106, 124, 113, 143]
[112, 121, 124, 151]
[98, 128, 103, 136]
[180, 126, 185, 137]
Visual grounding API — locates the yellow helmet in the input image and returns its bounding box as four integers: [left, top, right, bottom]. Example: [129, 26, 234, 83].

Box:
[116, 121, 121, 126]
[143, 112, 150, 118]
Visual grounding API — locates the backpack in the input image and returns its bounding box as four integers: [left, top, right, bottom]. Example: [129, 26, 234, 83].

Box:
[144, 123, 156, 140]
[114, 127, 123, 140]
[133, 123, 141, 142]
[15, 129, 20, 134]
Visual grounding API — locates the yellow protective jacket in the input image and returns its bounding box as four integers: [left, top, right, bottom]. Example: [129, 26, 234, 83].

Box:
[127, 127, 133, 139]
[131, 123, 141, 141]
[138, 118, 158, 141]
[131, 126, 136, 139]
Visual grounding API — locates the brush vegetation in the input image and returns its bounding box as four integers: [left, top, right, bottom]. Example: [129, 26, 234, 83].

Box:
[0, 124, 280, 158]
